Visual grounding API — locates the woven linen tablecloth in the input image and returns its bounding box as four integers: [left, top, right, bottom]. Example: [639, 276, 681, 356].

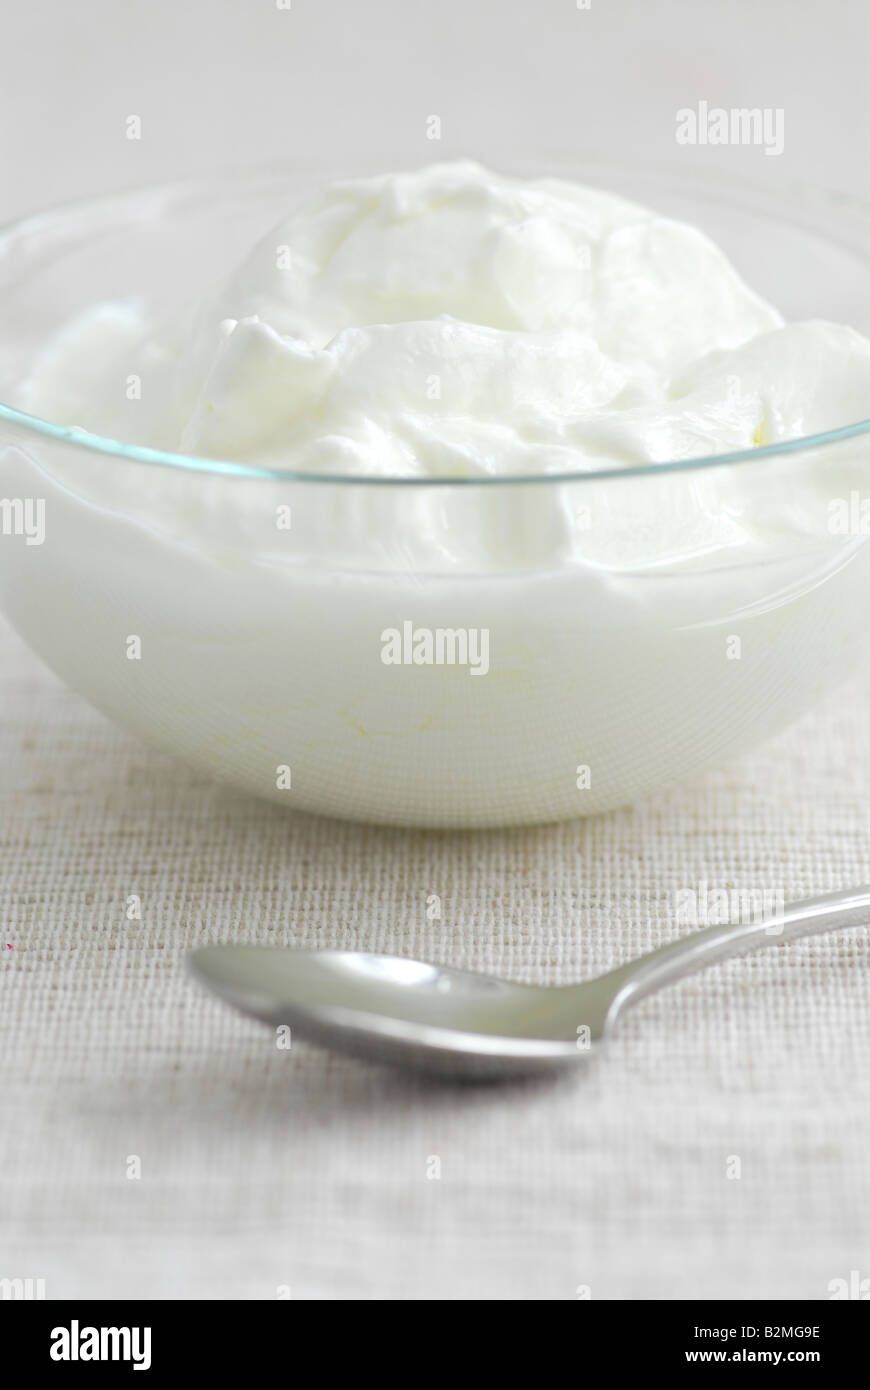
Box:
[2, 612, 869, 1302]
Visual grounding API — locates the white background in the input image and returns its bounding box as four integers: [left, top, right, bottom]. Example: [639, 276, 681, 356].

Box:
[1, 0, 868, 221]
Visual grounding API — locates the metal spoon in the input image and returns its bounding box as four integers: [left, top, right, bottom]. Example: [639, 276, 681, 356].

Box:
[187, 886, 870, 1079]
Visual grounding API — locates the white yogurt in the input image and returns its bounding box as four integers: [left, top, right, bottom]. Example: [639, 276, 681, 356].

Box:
[3, 162, 870, 826]
[20, 160, 870, 484]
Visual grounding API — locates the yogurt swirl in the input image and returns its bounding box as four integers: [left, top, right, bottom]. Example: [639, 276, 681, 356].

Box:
[21, 160, 870, 478]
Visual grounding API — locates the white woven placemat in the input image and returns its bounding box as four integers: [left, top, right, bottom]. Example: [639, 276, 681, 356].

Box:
[2, 614, 869, 1301]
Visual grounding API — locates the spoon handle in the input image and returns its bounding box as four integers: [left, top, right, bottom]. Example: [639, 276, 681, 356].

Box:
[601, 885, 870, 1023]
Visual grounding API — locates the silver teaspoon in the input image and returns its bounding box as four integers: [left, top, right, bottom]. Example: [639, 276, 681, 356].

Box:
[187, 886, 870, 1080]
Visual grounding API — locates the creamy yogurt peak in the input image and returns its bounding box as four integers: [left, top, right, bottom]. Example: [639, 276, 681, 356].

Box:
[20, 160, 870, 475]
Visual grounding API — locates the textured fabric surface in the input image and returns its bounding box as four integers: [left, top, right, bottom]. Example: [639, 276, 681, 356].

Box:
[1, 613, 869, 1301]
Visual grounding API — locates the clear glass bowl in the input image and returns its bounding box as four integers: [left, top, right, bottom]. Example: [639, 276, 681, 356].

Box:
[1, 162, 870, 828]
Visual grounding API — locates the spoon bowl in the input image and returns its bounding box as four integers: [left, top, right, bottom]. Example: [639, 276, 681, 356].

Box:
[188, 945, 601, 1077]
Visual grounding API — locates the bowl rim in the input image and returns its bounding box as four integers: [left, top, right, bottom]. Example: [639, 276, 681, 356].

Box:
[2, 158, 870, 488]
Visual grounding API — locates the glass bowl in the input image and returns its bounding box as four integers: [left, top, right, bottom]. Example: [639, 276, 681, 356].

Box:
[1, 161, 870, 829]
